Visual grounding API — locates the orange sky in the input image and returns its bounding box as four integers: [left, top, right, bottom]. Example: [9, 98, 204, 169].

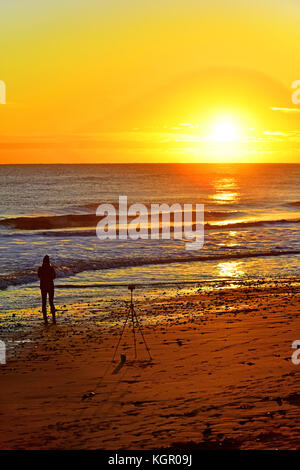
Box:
[0, 0, 300, 163]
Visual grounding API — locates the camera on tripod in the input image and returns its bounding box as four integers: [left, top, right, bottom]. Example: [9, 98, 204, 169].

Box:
[128, 284, 136, 291]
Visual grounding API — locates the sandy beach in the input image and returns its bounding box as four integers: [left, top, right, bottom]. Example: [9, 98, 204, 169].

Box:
[1, 279, 300, 450]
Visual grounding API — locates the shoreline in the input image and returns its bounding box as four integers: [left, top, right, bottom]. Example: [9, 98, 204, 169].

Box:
[0, 279, 300, 449]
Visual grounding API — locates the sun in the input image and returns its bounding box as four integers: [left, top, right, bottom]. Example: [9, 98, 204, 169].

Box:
[198, 114, 247, 161]
[210, 119, 239, 143]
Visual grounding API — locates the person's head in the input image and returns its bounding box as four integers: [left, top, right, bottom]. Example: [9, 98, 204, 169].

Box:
[42, 255, 50, 266]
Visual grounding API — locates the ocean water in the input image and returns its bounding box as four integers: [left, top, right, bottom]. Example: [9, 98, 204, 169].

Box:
[0, 164, 299, 312]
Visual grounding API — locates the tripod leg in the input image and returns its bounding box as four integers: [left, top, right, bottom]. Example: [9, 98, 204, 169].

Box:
[133, 308, 152, 360]
[112, 309, 130, 362]
[131, 305, 137, 359]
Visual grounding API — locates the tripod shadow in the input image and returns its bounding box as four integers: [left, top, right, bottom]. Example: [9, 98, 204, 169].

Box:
[112, 354, 126, 375]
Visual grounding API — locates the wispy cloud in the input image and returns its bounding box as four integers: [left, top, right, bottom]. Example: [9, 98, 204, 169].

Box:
[270, 107, 300, 114]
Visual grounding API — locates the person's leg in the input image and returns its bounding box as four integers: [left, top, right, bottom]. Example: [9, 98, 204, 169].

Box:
[41, 289, 48, 324]
[49, 287, 56, 323]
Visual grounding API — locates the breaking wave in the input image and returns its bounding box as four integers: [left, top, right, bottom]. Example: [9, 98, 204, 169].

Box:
[287, 201, 300, 207]
[0, 212, 300, 233]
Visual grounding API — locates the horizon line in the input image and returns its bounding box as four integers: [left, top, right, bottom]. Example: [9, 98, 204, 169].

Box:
[1, 162, 300, 165]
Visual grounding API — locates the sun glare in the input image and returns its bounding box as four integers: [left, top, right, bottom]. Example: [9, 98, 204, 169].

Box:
[211, 120, 239, 143]
[192, 114, 247, 162]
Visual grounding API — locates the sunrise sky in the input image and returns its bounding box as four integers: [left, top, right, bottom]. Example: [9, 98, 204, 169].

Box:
[1, 0, 300, 163]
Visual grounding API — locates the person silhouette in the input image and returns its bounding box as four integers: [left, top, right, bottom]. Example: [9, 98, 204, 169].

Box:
[38, 255, 56, 324]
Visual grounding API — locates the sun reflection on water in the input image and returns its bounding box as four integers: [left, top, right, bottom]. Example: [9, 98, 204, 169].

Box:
[217, 260, 245, 278]
[209, 177, 239, 204]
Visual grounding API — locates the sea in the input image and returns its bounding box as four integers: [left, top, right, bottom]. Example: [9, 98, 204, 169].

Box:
[0, 164, 299, 312]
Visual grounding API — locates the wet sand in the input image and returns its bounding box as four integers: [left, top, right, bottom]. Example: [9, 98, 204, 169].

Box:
[0, 279, 300, 450]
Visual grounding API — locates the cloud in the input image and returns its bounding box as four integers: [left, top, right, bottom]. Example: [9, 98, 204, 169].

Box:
[270, 107, 300, 114]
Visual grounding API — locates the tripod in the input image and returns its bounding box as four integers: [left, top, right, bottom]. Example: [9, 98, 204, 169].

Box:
[112, 285, 152, 362]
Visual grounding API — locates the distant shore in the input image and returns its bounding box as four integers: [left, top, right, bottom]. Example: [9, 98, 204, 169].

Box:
[0, 279, 300, 450]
